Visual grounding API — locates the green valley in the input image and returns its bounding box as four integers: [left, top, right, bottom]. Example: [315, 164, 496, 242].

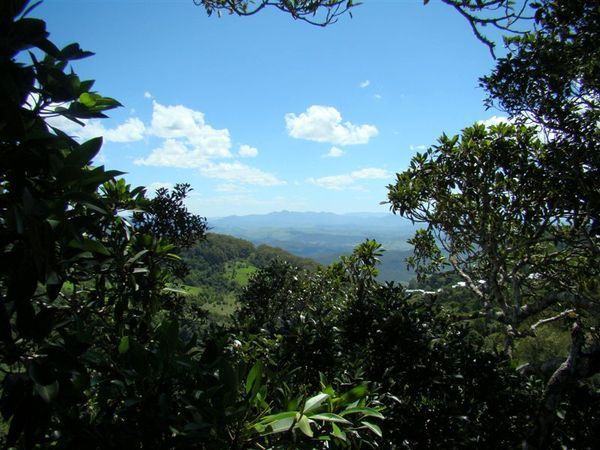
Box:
[180, 233, 319, 323]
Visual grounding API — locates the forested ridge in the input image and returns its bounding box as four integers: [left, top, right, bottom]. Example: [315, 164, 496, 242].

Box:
[1, 0, 599, 449]
[179, 233, 319, 324]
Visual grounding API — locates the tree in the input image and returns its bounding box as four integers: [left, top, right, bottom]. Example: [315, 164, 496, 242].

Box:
[387, 1, 600, 446]
[194, 0, 536, 55]
[134, 183, 207, 250]
[482, 0, 600, 221]
[235, 244, 541, 448]
[387, 123, 600, 450]
[0, 3, 383, 448]
[0, 2, 212, 446]
[194, 0, 357, 26]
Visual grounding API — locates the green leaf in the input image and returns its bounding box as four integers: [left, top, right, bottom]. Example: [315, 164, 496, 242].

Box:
[79, 92, 96, 107]
[65, 137, 103, 168]
[361, 421, 382, 437]
[60, 43, 94, 60]
[259, 411, 297, 424]
[296, 414, 313, 437]
[162, 285, 184, 292]
[259, 413, 297, 435]
[126, 249, 149, 265]
[245, 362, 263, 394]
[303, 392, 329, 414]
[35, 380, 59, 403]
[79, 168, 124, 188]
[118, 336, 130, 354]
[309, 413, 351, 425]
[337, 384, 368, 403]
[331, 423, 347, 442]
[68, 238, 110, 256]
[340, 407, 384, 419]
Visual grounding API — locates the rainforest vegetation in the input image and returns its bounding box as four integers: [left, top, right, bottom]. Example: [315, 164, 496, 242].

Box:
[1, 0, 599, 448]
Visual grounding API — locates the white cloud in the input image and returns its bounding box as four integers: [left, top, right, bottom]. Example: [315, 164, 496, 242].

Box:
[150, 101, 231, 158]
[409, 144, 427, 151]
[200, 161, 285, 186]
[46, 115, 145, 143]
[144, 91, 153, 99]
[478, 115, 512, 127]
[285, 105, 378, 146]
[352, 168, 389, 179]
[374, 94, 382, 100]
[307, 167, 390, 190]
[134, 101, 236, 167]
[104, 118, 145, 142]
[148, 181, 174, 193]
[360, 80, 370, 88]
[322, 146, 344, 158]
[215, 183, 249, 193]
[238, 144, 258, 158]
[135, 139, 208, 168]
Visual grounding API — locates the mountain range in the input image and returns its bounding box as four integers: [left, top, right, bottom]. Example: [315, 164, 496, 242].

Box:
[207, 211, 419, 282]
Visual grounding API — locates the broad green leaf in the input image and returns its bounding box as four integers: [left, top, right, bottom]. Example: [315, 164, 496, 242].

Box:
[35, 380, 59, 403]
[303, 392, 329, 414]
[331, 423, 347, 442]
[118, 336, 130, 354]
[126, 249, 149, 265]
[245, 362, 263, 394]
[261, 416, 296, 435]
[361, 421, 382, 437]
[65, 137, 102, 167]
[79, 92, 96, 107]
[68, 238, 110, 256]
[296, 415, 313, 437]
[309, 413, 351, 425]
[337, 384, 368, 403]
[340, 407, 384, 419]
[258, 411, 297, 424]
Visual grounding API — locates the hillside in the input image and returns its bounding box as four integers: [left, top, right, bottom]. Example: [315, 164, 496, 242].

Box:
[208, 211, 418, 283]
[180, 233, 320, 322]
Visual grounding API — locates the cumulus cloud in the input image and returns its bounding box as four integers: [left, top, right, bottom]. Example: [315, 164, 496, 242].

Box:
[215, 183, 249, 193]
[135, 139, 208, 168]
[148, 181, 174, 193]
[150, 101, 231, 158]
[134, 101, 236, 167]
[103, 118, 145, 142]
[307, 167, 390, 190]
[144, 91, 153, 99]
[285, 105, 378, 146]
[360, 80, 370, 88]
[238, 144, 258, 158]
[322, 146, 344, 158]
[199, 161, 285, 186]
[46, 115, 145, 143]
[478, 115, 512, 127]
[409, 144, 427, 151]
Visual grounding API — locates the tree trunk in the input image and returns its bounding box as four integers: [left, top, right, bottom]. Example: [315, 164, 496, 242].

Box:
[526, 320, 600, 449]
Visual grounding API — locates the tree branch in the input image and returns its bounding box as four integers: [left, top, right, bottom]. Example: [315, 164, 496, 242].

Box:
[530, 309, 575, 332]
[449, 255, 485, 298]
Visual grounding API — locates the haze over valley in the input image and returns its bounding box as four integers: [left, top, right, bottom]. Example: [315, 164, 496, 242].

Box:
[209, 210, 419, 282]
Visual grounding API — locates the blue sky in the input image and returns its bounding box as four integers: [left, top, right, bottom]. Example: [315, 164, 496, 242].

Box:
[37, 0, 505, 217]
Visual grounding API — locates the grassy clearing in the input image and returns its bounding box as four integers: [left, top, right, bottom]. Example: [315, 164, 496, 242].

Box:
[224, 260, 258, 287]
[181, 285, 238, 325]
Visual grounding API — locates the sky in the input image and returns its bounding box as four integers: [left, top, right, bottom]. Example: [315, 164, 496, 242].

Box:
[36, 0, 507, 218]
